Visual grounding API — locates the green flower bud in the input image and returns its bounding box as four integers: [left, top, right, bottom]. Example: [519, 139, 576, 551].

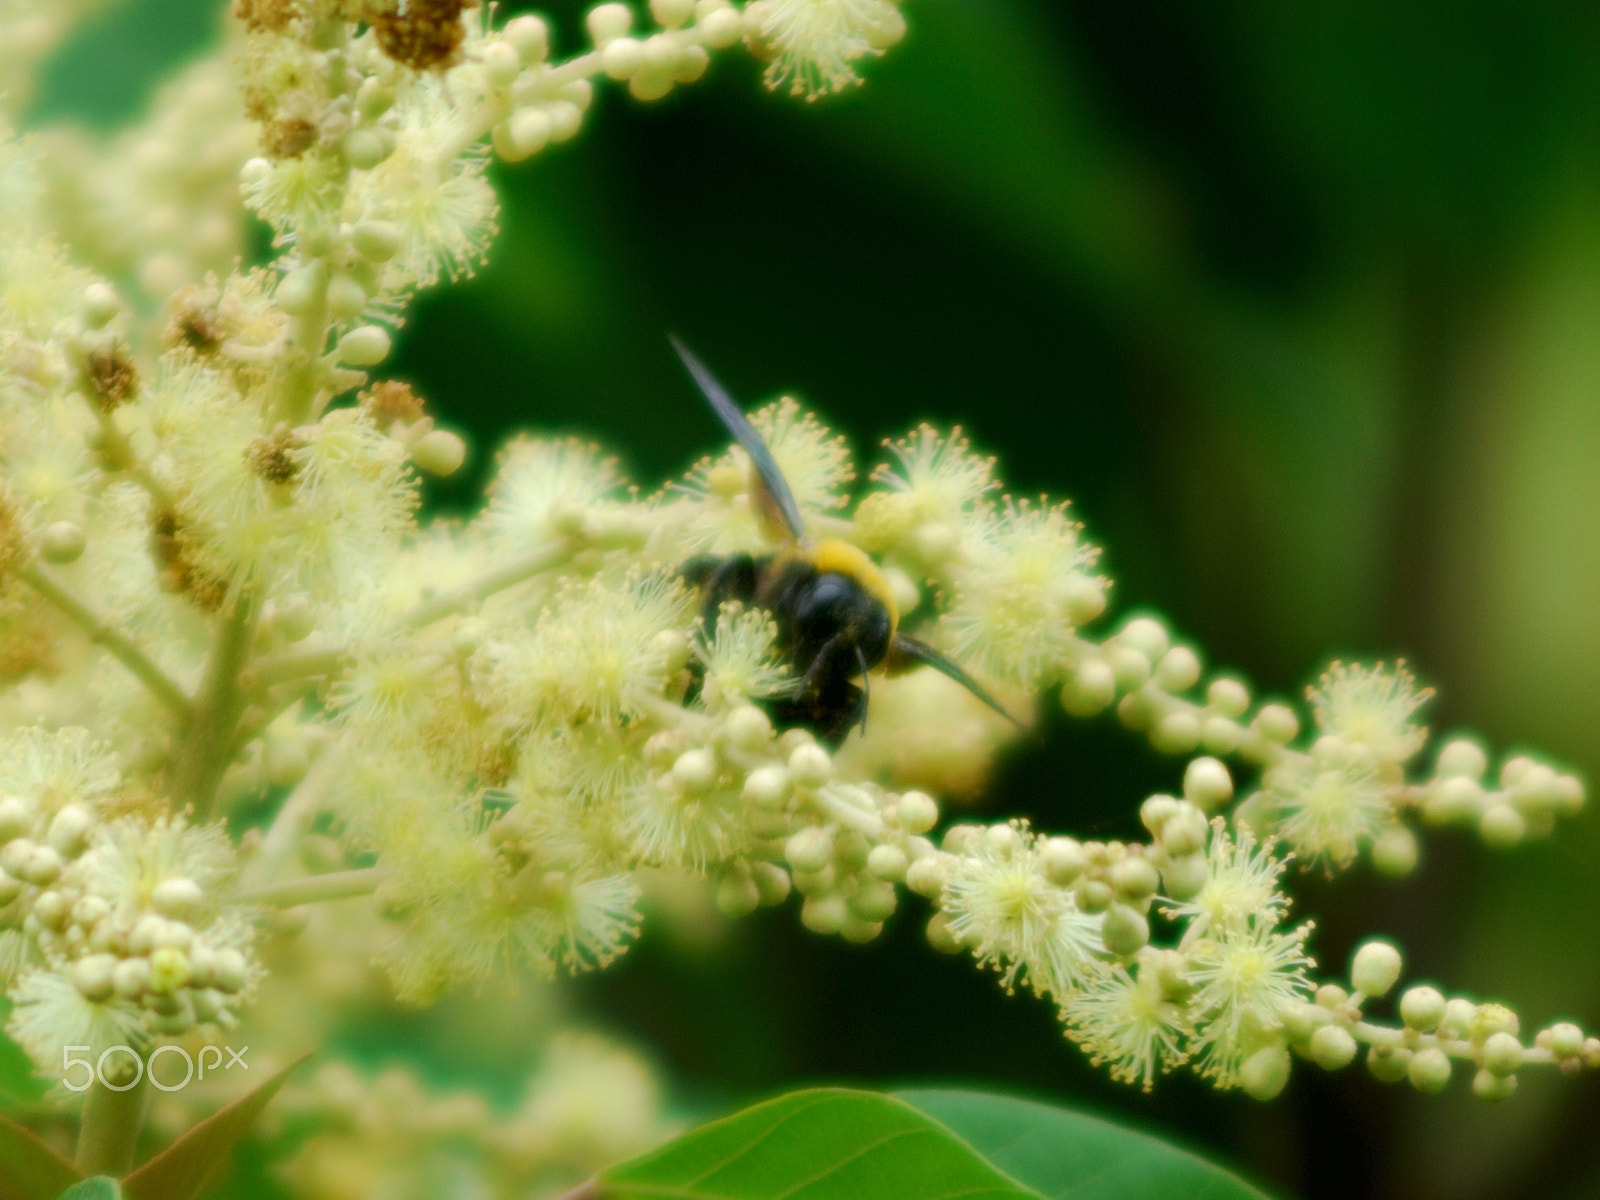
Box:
[1240, 1045, 1292, 1101]
[1408, 1046, 1452, 1094]
[1309, 1024, 1358, 1071]
[1351, 940, 1403, 998]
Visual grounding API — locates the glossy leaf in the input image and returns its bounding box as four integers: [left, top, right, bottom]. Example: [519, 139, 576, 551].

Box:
[120, 1053, 308, 1200]
[55, 1179, 119, 1200]
[0, 1111, 84, 1200]
[897, 1089, 1275, 1200]
[600, 1087, 1041, 1200]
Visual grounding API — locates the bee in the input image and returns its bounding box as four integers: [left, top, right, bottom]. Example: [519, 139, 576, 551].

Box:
[671, 336, 1024, 747]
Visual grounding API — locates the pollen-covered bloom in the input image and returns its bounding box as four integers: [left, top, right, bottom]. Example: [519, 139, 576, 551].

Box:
[1264, 740, 1393, 869]
[855, 425, 996, 574]
[694, 602, 794, 708]
[1062, 959, 1193, 1091]
[939, 498, 1106, 685]
[745, 0, 908, 100]
[1309, 660, 1433, 766]
[1162, 820, 1291, 938]
[941, 821, 1101, 995]
[481, 437, 623, 549]
[1185, 916, 1314, 1088]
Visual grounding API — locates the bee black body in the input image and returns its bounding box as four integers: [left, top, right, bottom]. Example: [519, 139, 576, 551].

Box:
[669, 335, 1025, 748]
[682, 552, 893, 746]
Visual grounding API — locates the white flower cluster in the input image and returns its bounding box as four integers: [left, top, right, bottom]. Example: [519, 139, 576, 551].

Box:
[0, 728, 256, 1078]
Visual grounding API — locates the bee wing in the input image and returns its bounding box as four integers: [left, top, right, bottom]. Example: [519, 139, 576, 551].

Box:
[888, 633, 1032, 736]
[670, 335, 808, 543]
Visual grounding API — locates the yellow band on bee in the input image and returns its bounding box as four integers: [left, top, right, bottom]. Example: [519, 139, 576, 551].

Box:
[808, 538, 899, 632]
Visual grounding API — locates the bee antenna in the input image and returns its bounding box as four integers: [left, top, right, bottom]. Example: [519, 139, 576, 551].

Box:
[888, 634, 1032, 738]
[855, 642, 871, 735]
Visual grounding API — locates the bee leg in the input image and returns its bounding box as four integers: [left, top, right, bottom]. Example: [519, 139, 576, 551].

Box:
[682, 553, 758, 635]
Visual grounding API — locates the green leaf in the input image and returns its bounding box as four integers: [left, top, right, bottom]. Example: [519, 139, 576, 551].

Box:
[0, 1004, 49, 1106]
[56, 1179, 119, 1200]
[0, 1111, 84, 1200]
[119, 1052, 309, 1200]
[896, 1089, 1276, 1200]
[600, 1087, 1042, 1200]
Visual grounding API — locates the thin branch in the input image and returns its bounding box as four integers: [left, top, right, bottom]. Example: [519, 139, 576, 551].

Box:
[234, 866, 384, 908]
[75, 1072, 149, 1176]
[17, 563, 190, 719]
[172, 591, 259, 819]
[397, 537, 576, 628]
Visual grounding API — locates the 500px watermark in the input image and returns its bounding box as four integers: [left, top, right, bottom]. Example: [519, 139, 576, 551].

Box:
[61, 1044, 248, 1092]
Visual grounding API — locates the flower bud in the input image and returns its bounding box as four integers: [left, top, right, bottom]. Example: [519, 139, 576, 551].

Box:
[351, 220, 403, 263]
[1183, 757, 1233, 811]
[1061, 658, 1115, 716]
[723, 704, 773, 752]
[152, 877, 205, 921]
[788, 743, 831, 789]
[752, 862, 791, 906]
[1366, 1043, 1411, 1084]
[785, 826, 833, 873]
[72, 953, 118, 1002]
[411, 429, 467, 476]
[904, 855, 947, 899]
[1370, 825, 1418, 877]
[925, 911, 962, 954]
[1408, 1046, 1452, 1093]
[1160, 853, 1207, 900]
[1154, 645, 1201, 692]
[41, 521, 86, 564]
[1100, 904, 1149, 957]
[800, 894, 847, 936]
[849, 880, 897, 923]
[47, 805, 94, 856]
[587, 2, 633, 43]
[1479, 803, 1525, 847]
[504, 14, 550, 61]
[1109, 854, 1159, 902]
[671, 748, 717, 793]
[715, 867, 759, 918]
[895, 790, 938, 834]
[1472, 1067, 1517, 1101]
[1207, 676, 1251, 716]
[1482, 1031, 1523, 1076]
[698, 5, 742, 47]
[1309, 1024, 1358, 1071]
[1351, 940, 1402, 998]
[483, 39, 522, 87]
[1239, 1045, 1291, 1101]
[337, 324, 392, 366]
[1399, 985, 1446, 1032]
[1254, 704, 1300, 744]
[743, 764, 790, 809]
[866, 844, 908, 881]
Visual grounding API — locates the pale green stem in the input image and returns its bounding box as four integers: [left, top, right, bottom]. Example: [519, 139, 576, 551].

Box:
[172, 591, 259, 819]
[398, 537, 577, 628]
[242, 645, 345, 694]
[17, 564, 190, 719]
[235, 866, 384, 908]
[813, 787, 885, 839]
[75, 1073, 149, 1176]
[242, 740, 349, 887]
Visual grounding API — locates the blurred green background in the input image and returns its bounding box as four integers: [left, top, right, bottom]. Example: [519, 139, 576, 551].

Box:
[30, 1, 1600, 1197]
